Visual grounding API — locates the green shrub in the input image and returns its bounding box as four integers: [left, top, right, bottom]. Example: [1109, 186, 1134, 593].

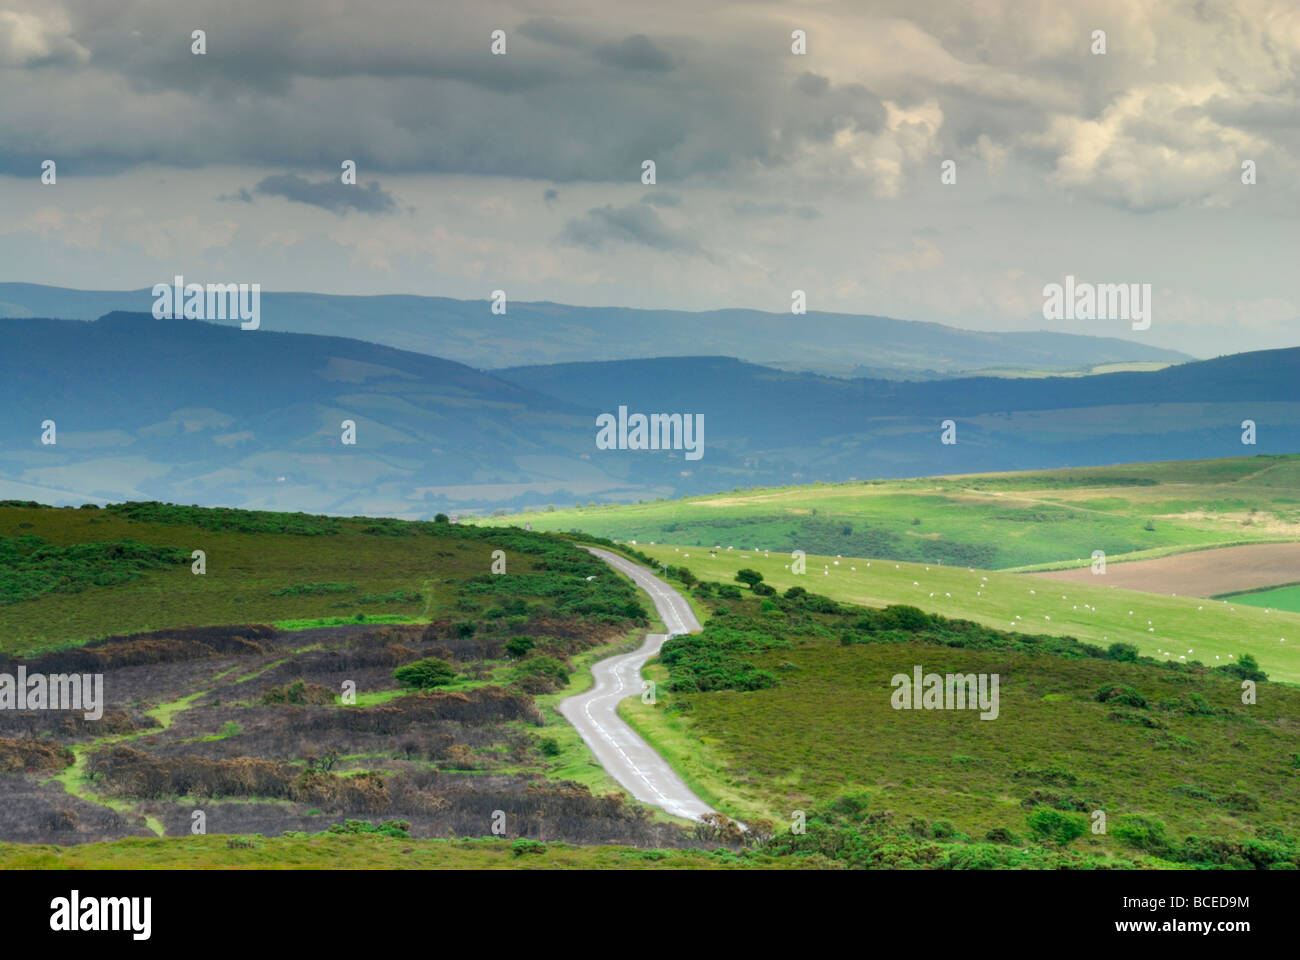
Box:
[1095, 684, 1148, 709]
[0, 536, 190, 605]
[327, 819, 411, 839]
[985, 826, 1020, 845]
[1025, 806, 1088, 845]
[1216, 653, 1268, 682]
[515, 655, 569, 682]
[505, 636, 535, 658]
[393, 657, 457, 689]
[272, 582, 356, 596]
[827, 792, 871, 821]
[878, 605, 932, 630]
[1112, 815, 1174, 857]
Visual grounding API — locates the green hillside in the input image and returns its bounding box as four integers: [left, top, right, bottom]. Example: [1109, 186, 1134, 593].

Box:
[481, 454, 1300, 571]
[0, 501, 642, 656]
[632, 544, 1300, 684]
[0, 833, 807, 869]
[4, 497, 1297, 870]
[618, 587, 1300, 869]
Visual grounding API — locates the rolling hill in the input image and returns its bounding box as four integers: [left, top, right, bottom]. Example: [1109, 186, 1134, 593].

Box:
[0, 283, 1191, 378]
[481, 455, 1300, 571]
[496, 351, 1300, 487]
[0, 314, 1294, 513]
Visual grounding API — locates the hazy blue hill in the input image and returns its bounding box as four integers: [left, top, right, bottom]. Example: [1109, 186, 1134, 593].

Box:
[0, 313, 1292, 514]
[0, 313, 562, 427]
[498, 349, 1300, 478]
[0, 283, 1191, 378]
[0, 313, 625, 515]
[499, 348, 1300, 418]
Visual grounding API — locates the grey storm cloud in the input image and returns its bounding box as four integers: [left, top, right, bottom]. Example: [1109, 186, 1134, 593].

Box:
[560, 203, 705, 256]
[641, 192, 682, 207]
[0, 1, 889, 184]
[796, 72, 830, 96]
[730, 201, 820, 219]
[252, 174, 397, 215]
[593, 34, 674, 72]
[0, 0, 1295, 212]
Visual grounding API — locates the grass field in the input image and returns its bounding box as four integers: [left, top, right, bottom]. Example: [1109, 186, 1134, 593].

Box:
[0, 504, 576, 655]
[618, 618, 1300, 864]
[1230, 585, 1300, 614]
[479, 454, 1300, 572]
[632, 544, 1300, 684]
[0, 833, 810, 869]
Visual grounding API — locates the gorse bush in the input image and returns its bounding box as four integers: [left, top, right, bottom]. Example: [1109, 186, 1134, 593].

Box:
[765, 795, 1126, 869]
[1110, 815, 1300, 869]
[393, 658, 457, 689]
[505, 636, 535, 658]
[1025, 806, 1089, 845]
[1106, 642, 1140, 662]
[1096, 684, 1149, 709]
[326, 819, 411, 839]
[1216, 653, 1268, 682]
[272, 582, 356, 596]
[659, 617, 784, 693]
[104, 501, 343, 535]
[0, 535, 189, 605]
[262, 679, 335, 705]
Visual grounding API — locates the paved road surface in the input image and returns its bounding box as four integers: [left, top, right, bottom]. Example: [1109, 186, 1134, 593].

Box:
[558, 547, 713, 821]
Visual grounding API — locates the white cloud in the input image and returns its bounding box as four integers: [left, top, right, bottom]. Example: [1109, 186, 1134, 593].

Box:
[0, 8, 89, 66]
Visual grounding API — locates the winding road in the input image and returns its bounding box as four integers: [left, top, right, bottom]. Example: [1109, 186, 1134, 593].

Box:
[558, 547, 715, 821]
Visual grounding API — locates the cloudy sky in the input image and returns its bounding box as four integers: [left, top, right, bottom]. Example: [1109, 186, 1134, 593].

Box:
[1, 0, 1297, 357]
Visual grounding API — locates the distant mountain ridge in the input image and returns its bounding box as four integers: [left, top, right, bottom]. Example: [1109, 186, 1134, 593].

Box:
[0, 282, 1192, 378]
[0, 313, 1292, 515]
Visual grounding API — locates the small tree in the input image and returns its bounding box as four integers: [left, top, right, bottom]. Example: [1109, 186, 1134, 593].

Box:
[393, 657, 456, 689]
[512, 655, 571, 692]
[1217, 653, 1267, 682]
[505, 636, 535, 658]
[735, 568, 764, 589]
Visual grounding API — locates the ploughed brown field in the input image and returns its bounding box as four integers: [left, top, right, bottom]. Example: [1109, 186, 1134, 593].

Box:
[1032, 542, 1300, 597]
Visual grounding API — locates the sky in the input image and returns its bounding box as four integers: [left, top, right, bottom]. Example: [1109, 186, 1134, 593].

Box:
[1, 0, 1298, 358]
